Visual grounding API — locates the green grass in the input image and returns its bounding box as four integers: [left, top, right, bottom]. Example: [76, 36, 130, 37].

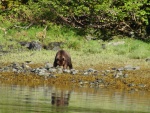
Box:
[0, 21, 150, 68]
[103, 38, 150, 59]
[0, 49, 149, 70]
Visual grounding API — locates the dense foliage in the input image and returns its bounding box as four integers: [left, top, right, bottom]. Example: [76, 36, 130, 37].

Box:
[0, 0, 150, 41]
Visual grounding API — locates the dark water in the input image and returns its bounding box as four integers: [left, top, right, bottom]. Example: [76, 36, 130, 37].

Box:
[0, 84, 150, 113]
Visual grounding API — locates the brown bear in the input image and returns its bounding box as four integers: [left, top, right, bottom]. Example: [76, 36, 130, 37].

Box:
[53, 50, 73, 69]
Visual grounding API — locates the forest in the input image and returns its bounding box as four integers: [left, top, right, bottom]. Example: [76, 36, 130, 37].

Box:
[0, 0, 150, 42]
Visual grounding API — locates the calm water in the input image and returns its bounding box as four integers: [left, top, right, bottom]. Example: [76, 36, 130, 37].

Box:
[0, 84, 150, 113]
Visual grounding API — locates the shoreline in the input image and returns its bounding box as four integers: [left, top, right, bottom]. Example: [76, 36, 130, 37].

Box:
[0, 58, 149, 91]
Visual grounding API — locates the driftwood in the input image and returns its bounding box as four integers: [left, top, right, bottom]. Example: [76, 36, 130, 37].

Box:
[13, 23, 33, 29]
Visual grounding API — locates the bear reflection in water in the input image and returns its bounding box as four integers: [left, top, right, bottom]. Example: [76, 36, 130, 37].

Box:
[51, 91, 71, 106]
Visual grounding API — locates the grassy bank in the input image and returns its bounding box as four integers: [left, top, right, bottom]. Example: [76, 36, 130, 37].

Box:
[0, 24, 150, 69]
[0, 48, 149, 70]
[0, 25, 150, 91]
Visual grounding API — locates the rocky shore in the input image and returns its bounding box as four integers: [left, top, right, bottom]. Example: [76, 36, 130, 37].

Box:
[0, 62, 149, 92]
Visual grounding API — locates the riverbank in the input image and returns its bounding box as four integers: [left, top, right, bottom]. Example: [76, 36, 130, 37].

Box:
[0, 49, 149, 92]
[0, 28, 150, 91]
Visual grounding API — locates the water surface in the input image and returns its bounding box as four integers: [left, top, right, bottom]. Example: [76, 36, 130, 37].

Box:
[0, 84, 150, 113]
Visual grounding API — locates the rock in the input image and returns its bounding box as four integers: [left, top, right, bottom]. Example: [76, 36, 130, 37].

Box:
[99, 83, 105, 87]
[31, 68, 36, 73]
[101, 70, 109, 76]
[138, 84, 146, 88]
[3, 67, 9, 71]
[49, 74, 57, 78]
[19, 41, 28, 46]
[133, 66, 140, 70]
[117, 67, 124, 71]
[124, 65, 134, 70]
[0, 68, 3, 72]
[21, 63, 31, 70]
[101, 70, 105, 73]
[34, 68, 40, 73]
[70, 69, 78, 75]
[63, 69, 71, 73]
[124, 65, 140, 71]
[87, 68, 97, 73]
[101, 70, 111, 76]
[96, 79, 103, 83]
[79, 81, 84, 86]
[112, 68, 117, 70]
[52, 46, 60, 51]
[89, 82, 95, 86]
[48, 68, 57, 73]
[45, 42, 65, 50]
[24, 61, 32, 64]
[38, 72, 49, 76]
[12, 68, 18, 73]
[123, 74, 128, 78]
[56, 67, 63, 74]
[25, 41, 42, 51]
[129, 88, 138, 93]
[114, 73, 120, 78]
[45, 62, 53, 69]
[128, 83, 135, 87]
[102, 70, 110, 76]
[105, 70, 110, 73]
[36, 68, 50, 76]
[11, 62, 21, 69]
[101, 73, 106, 76]
[34, 68, 47, 75]
[84, 68, 98, 75]
[83, 72, 89, 75]
[113, 71, 123, 78]
[145, 58, 150, 62]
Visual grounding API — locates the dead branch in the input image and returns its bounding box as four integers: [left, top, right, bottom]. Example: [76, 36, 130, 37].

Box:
[72, 16, 84, 26]
[50, 7, 74, 26]
[13, 23, 33, 29]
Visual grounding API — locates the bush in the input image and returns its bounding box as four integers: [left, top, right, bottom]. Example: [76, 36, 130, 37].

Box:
[1, 0, 150, 41]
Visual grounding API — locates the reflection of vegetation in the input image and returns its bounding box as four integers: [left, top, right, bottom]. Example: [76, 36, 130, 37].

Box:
[67, 107, 146, 113]
[1, 84, 149, 113]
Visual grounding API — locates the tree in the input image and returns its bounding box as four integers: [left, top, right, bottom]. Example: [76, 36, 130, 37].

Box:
[0, 0, 150, 41]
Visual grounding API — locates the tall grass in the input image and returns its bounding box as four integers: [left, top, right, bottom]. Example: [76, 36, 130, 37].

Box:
[0, 49, 148, 70]
[103, 38, 150, 59]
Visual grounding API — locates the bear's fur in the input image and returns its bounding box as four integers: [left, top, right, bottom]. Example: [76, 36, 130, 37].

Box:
[53, 50, 73, 69]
